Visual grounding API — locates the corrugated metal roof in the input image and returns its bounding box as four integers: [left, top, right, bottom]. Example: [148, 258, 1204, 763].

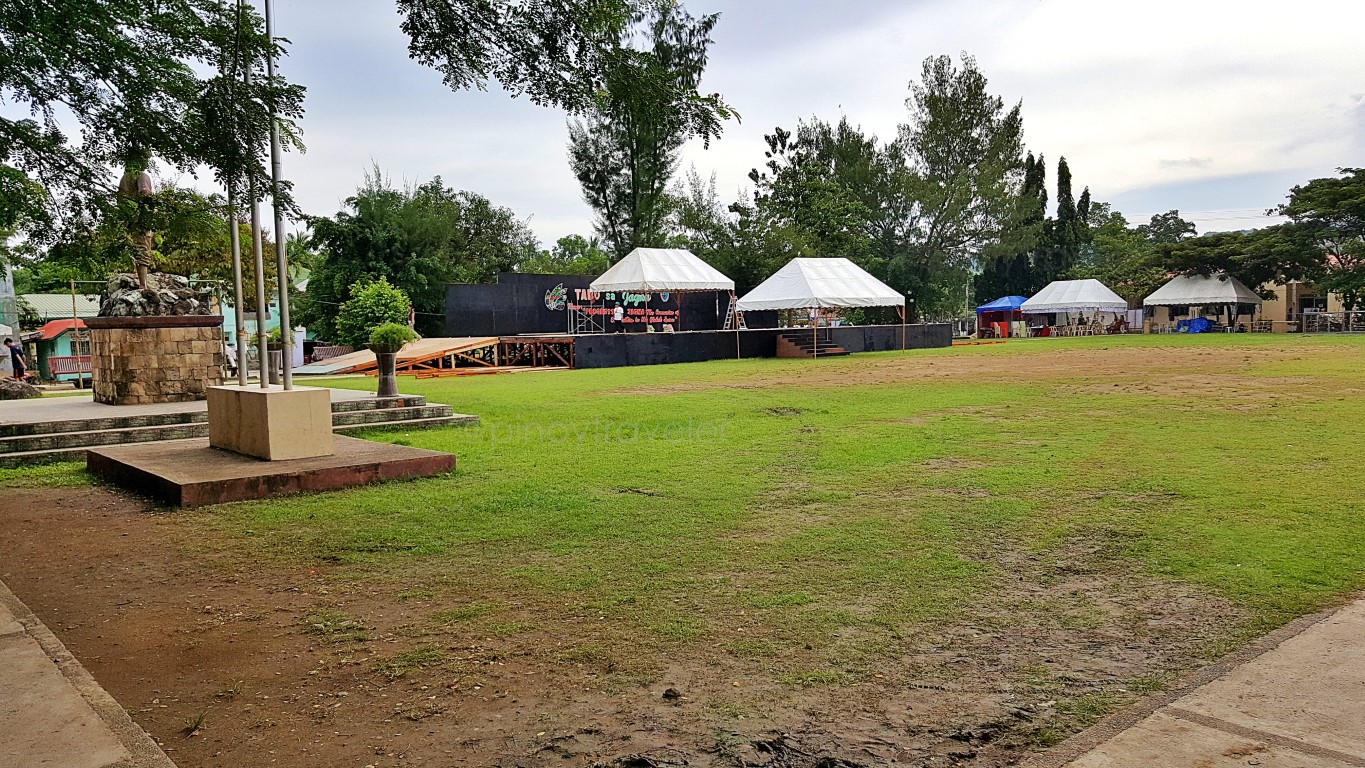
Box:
[21, 293, 101, 318]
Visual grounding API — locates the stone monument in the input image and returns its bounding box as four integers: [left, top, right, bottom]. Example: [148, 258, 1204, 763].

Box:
[87, 273, 225, 405]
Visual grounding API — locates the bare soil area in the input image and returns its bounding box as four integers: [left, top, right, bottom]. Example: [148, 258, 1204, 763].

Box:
[2, 483, 1238, 768]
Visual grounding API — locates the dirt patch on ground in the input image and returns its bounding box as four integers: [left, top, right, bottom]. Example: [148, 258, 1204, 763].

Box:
[1, 484, 1243, 768]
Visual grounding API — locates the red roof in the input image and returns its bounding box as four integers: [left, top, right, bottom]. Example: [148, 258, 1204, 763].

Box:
[38, 318, 87, 340]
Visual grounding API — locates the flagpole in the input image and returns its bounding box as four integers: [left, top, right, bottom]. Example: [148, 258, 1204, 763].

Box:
[263, 0, 293, 390]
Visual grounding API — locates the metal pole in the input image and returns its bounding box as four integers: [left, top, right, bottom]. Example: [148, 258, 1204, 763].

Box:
[70, 280, 82, 386]
[264, 0, 292, 390]
[249, 179, 269, 388]
[228, 187, 247, 386]
[242, 32, 270, 387]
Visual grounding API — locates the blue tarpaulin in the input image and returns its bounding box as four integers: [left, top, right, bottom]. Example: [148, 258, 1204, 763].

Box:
[1176, 317, 1216, 334]
[976, 295, 1029, 314]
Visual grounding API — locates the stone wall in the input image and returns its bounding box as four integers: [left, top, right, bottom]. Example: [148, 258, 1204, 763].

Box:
[87, 317, 224, 405]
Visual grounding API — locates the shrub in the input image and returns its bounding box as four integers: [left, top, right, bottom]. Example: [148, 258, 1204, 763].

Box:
[335, 278, 410, 349]
[369, 322, 417, 353]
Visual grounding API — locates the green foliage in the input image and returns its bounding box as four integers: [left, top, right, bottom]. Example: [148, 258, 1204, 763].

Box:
[1159, 225, 1318, 299]
[299, 168, 540, 338]
[1069, 203, 1167, 303]
[1, 0, 304, 236]
[568, 4, 735, 259]
[335, 278, 411, 349]
[897, 54, 1024, 317]
[398, 0, 637, 112]
[520, 235, 613, 275]
[1037, 156, 1093, 280]
[1138, 210, 1198, 245]
[975, 152, 1047, 300]
[31, 181, 277, 294]
[1278, 168, 1365, 311]
[368, 322, 418, 354]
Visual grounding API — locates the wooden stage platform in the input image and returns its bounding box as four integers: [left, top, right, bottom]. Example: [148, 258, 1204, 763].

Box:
[294, 336, 574, 377]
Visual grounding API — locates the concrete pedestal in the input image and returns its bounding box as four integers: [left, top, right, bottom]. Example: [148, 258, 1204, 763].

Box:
[207, 385, 333, 460]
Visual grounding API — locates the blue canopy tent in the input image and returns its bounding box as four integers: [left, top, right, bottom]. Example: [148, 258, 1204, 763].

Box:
[976, 296, 1028, 313]
[976, 295, 1028, 338]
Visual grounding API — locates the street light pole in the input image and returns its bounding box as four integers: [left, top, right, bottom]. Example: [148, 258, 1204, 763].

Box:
[263, 0, 293, 390]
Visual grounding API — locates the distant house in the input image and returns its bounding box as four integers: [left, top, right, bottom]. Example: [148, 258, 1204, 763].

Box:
[21, 293, 101, 323]
[29, 319, 92, 383]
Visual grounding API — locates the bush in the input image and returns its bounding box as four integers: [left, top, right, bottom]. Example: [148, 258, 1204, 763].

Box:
[369, 322, 417, 353]
[335, 278, 411, 349]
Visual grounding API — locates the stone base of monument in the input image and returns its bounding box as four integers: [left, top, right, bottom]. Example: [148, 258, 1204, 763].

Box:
[207, 385, 334, 461]
[86, 435, 456, 507]
[87, 315, 224, 405]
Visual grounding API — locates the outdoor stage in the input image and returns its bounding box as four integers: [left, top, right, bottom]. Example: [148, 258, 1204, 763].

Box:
[292, 324, 953, 377]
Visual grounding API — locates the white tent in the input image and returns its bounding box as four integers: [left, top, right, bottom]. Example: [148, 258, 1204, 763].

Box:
[1022, 279, 1128, 313]
[590, 248, 734, 293]
[1143, 273, 1262, 307]
[736, 258, 903, 311]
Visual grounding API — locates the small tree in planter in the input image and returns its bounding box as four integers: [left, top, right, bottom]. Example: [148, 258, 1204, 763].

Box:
[369, 322, 417, 397]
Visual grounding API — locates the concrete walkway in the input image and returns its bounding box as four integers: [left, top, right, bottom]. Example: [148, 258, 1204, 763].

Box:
[1030, 597, 1365, 768]
[0, 384, 376, 427]
[0, 580, 175, 768]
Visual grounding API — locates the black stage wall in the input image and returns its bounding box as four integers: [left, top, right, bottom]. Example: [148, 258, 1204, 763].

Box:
[574, 323, 951, 369]
[445, 273, 754, 336]
[446, 273, 591, 337]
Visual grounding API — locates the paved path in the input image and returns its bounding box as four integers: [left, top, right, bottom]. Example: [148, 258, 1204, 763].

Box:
[0, 384, 374, 427]
[0, 580, 175, 768]
[1029, 597, 1365, 768]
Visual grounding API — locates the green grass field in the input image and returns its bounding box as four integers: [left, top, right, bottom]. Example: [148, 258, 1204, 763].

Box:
[184, 336, 1365, 670]
[14, 333, 1365, 750]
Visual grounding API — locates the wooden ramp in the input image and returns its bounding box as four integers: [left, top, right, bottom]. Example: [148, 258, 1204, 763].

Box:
[294, 337, 499, 376]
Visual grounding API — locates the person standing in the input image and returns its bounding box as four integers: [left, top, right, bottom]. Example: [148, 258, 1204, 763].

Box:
[613, 303, 625, 333]
[4, 338, 25, 380]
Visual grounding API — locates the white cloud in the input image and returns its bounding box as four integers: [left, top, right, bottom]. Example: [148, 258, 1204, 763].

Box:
[263, 0, 1365, 246]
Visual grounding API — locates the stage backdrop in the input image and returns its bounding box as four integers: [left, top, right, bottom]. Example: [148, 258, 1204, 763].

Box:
[445, 273, 745, 337]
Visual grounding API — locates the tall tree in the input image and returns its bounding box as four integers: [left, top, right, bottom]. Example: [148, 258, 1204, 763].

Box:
[1137, 210, 1197, 245]
[1036, 156, 1092, 283]
[567, 4, 734, 259]
[1277, 168, 1365, 311]
[975, 151, 1046, 300]
[897, 54, 1025, 316]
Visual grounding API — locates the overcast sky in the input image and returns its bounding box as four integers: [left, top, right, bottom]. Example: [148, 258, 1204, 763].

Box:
[265, 0, 1365, 246]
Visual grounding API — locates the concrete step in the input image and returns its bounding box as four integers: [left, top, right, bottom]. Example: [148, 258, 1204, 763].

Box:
[0, 395, 428, 438]
[333, 414, 477, 434]
[330, 395, 427, 412]
[330, 405, 454, 427]
[0, 395, 468, 467]
[0, 421, 211, 455]
[0, 410, 207, 439]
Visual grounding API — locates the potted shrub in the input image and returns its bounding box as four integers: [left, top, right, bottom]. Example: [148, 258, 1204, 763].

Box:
[369, 322, 417, 398]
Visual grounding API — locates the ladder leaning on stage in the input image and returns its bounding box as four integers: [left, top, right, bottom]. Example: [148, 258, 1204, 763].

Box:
[723, 292, 746, 331]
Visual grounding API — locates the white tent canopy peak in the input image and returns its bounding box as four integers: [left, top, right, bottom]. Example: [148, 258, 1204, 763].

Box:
[589, 248, 735, 294]
[736, 258, 904, 312]
[1143, 273, 1263, 307]
[1021, 279, 1128, 313]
